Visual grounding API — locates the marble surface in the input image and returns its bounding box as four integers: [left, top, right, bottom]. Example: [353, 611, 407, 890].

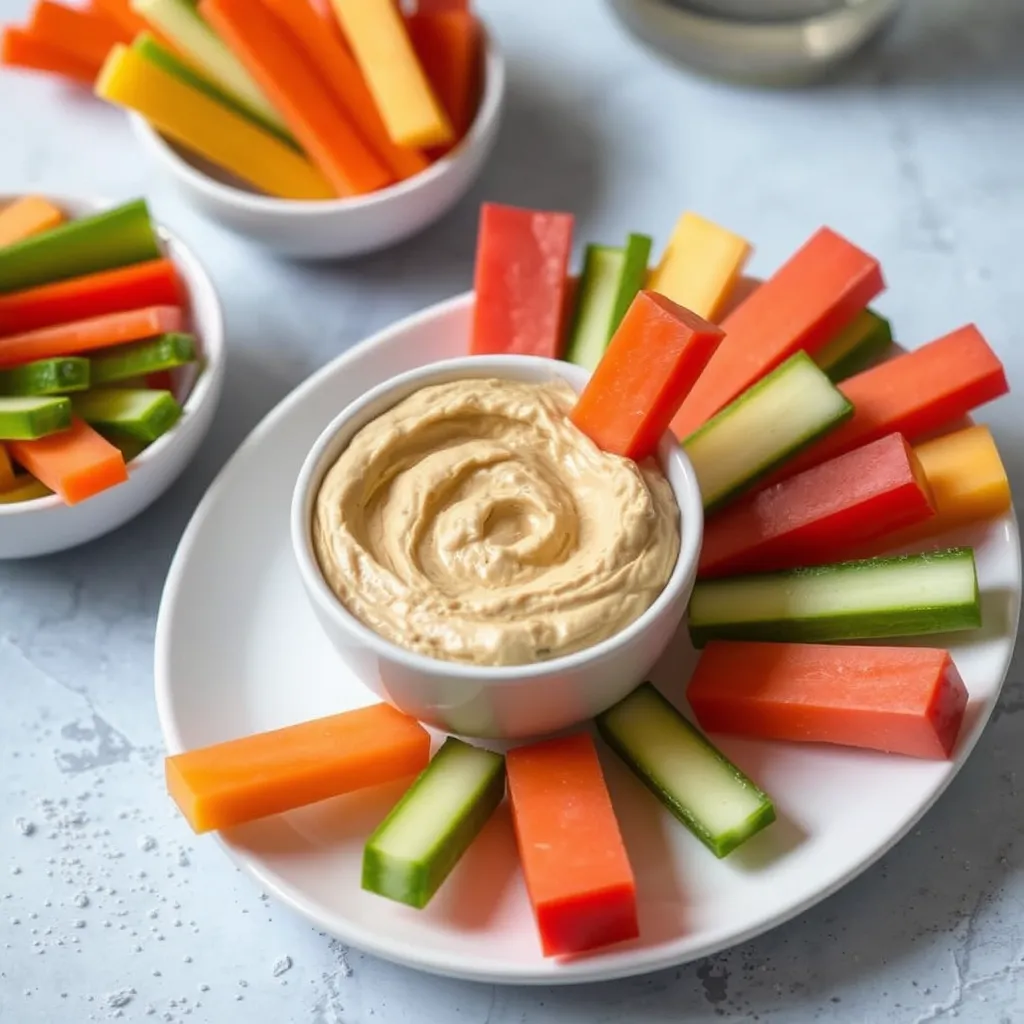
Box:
[1, 0, 1023, 1020]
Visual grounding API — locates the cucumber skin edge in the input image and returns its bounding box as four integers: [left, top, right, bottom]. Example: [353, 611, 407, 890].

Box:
[596, 684, 776, 859]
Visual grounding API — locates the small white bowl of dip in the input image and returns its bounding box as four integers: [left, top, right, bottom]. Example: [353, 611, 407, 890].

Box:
[291, 354, 704, 740]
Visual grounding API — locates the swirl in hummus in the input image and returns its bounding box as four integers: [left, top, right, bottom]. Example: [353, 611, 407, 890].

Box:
[312, 377, 680, 667]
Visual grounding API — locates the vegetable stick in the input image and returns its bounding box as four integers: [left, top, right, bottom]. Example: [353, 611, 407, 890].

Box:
[0, 258, 181, 336]
[73, 387, 181, 442]
[670, 227, 884, 440]
[0, 444, 14, 490]
[329, 0, 453, 149]
[570, 290, 725, 462]
[405, 10, 481, 143]
[132, 33, 298, 148]
[8, 416, 128, 504]
[698, 433, 936, 577]
[0, 198, 161, 295]
[0, 395, 72, 440]
[165, 703, 431, 834]
[687, 642, 969, 760]
[131, 0, 289, 133]
[200, 0, 392, 197]
[90, 333, 195, 384]
[647, 211, 752, 322]
[470, 202, 574, 358]
[1, 26, 99, 85]
[767, 324, 1009, 484]
[506, 733, 639, 957]
[28, 0, 130, 66]
[0, 357, 91, 396]
[96, 45, 335, 201]
[0, 476, 51, 503]
[0, 196, 64, 248]
[0, 306, 182, 368]
[260, 0, 428, 180]
[90, 0, 150, 37]
[814, 308, 893, 383]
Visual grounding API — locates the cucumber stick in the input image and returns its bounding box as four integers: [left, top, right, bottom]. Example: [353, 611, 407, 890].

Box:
[814, 309, 893, 383]
[132, 0, 288, 133]
[597, 683, 775, 858]
[689, 547, 981, 647]
[90, 333, 197, 385]
[132, 34, 298, 150]
[683, 351, 853, 513]
[0, 357, 90, 396]
[0, 396, 72, 439]
[362, 738, 505, 909]
[566, 233, 652, 371]
[72, 389, 182, 442]
[0, 199, 160, 295]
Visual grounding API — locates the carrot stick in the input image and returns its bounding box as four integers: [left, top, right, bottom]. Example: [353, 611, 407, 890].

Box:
[29, 0, 131, 66]
[260, 0, 428, 181]
[507, 733, 638, 957]
[8, 416, 127, 504]
[165, 703, 431, 834]
[0, 305, 183, 368]
[200, 0, 392, 198]
[91, 0, 149, 36]
[570, 290, 725, 462]
[0, 443, 15, 490]
[1, 26, 100, 85]
[405, 10, 481, 144]
[687, 641, 969, 760]
[0, 196, 65, 248]
[0, 259, 181, 336]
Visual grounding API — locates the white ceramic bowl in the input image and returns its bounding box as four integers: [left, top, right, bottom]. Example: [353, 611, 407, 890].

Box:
[291, 354, 704, 740]
[0, 194, 225, 560]
[129, 28, 506, 260]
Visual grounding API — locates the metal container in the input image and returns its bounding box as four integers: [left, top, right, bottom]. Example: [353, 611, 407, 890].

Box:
[608, 0, 903, 86]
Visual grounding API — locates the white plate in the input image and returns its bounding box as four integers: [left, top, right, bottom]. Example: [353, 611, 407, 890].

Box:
[155, 293, 1022, 985]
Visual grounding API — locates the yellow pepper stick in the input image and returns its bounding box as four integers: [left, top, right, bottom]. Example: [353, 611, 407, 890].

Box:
[329, 0, 453, 149]
[0, 476, 51, 503]
[648, 212, 752, 322]
[96, 45, 334, 202]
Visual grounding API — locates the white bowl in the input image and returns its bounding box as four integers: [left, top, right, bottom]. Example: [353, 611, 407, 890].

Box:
[0, 194, 225, 559]
[129, 27, 506, 260]
[291, 354, 704, 740]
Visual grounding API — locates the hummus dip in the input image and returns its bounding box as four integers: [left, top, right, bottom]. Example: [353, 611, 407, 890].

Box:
[312, 377, 680, 667]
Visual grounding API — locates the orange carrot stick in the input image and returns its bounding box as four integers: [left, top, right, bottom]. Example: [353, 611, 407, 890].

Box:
[687, 641, 969, 760]
[570, 290, 725, 462]
[406, 10, 481, 143]
[0, 196, 64, 248]
[200, 0, 392, 197]
[260, 0, 428, 181]
[165, 703, 432, 834]
[90, 0, 178, 51]
[0, 305, 182, 367]
[29, 0, 130, 66]
[1, 26, 99, 85]
[0, 259, 181, 336]
[0, 443, 15, 490]
[8, 417, 127, 504]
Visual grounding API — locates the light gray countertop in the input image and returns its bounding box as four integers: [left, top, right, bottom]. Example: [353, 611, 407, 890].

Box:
[1, 0, 1023, 1020]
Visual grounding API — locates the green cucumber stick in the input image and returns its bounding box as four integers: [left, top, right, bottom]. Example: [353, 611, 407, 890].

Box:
[90, 333, 197, 385]
[814, 310, 893, 383]
[72, 388, 182, 443]
[0, 396, 72, 440]
[131, 33, 299, 150]
[131, 0, 288, 132]
[0, 199, 161, 294]
[0, 357, 90, 396]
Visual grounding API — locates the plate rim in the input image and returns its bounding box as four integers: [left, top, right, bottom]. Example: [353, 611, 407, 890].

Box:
[154, 291, 1022, 985]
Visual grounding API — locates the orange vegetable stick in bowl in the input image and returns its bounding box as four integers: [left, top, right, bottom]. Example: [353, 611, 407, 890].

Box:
[0, 305, 183, 367]
[8, 417, 127, 504]
[570, 290, 725, 462]
[0, 259, 182, 336]
[29, 0, 131, 66]
[200, 0, 392, 198]
[91, 0, 149, 37]
[165, 703, 432, 834]
[0, 443, 15, 490]
[1, 26, 99, 85]
[0, 196, 65, 248]
[260, 0, 428, 181]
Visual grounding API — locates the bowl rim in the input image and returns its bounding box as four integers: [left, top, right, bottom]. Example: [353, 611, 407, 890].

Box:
[129, 22, 507, 216]
[0, 192, 226, 517]
[291, 352, 705, 682]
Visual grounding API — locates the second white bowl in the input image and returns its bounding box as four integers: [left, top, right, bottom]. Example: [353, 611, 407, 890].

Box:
[291, 354, 704, 740]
